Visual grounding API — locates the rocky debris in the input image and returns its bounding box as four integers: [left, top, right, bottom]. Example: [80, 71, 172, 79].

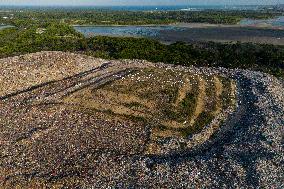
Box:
[0, 51, 105, 97]
[0, 52, 283, 188]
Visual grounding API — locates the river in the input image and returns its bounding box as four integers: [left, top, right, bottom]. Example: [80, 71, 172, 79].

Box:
[73, 16, 284, 45]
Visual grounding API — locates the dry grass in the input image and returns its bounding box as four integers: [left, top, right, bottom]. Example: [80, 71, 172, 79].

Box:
[59, 67, 236, 154]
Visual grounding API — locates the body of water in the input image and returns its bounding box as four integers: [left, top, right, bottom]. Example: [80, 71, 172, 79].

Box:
[74, 16, 284, 46]
[74, 16, 284, 37]
[240, 16, 284, 27]
[0, 25, 13, 30]
[74, 25, 186, 38]
[75, 15, 284, 39]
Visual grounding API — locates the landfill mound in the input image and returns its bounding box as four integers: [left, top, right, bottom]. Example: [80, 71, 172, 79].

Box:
[0, 52, 283, 188]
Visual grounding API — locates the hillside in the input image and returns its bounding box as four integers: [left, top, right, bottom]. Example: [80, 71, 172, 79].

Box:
[0, 52, 283, 188]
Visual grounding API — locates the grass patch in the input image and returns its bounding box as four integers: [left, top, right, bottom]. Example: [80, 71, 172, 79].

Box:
[178, 112, 214, 137]
[162, 91, 197, 123]
[162, 106, 181, 120]
[154, 124, 168, 131]
[123, 102, 145, 109]
[205, 76, 218, 112]
[220, 77, 233, 109]
[192, 112, 214, 132]
[121, 114, 148, 123]
[161, 87, 179, 103]
[180, 92, 197, 117]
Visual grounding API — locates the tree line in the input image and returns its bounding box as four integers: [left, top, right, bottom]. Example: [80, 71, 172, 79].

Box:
[0, 24, 283, 77]
[0, 8, 281, 26]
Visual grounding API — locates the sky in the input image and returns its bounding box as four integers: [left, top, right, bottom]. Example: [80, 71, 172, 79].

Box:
[0, 0, 283, 6]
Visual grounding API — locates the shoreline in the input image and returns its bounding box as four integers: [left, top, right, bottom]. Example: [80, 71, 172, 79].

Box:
[72, 24, 172, 27]
[73, 22, 284, 31]
[0, 25, 14, 29]
[170, 22, 284, 30]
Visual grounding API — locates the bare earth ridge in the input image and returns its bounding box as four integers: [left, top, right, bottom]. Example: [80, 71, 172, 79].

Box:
[0, 52, 283, 188]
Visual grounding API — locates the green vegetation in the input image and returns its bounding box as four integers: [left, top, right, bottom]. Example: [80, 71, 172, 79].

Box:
[180, 93, 198, 117]
[0, 23, 84, 57]
[85, 37, 284, 78]
[123, 102, 145, 109]
[205, 76, 218, 112]
[189, 112, 214, 134]
[175, 112, 215, 138]
[161, 87, 179, 103]
[0, 8, 280, 26]
[220, 78, 235, 109]
[79, 67, 230, 139]
[163, 86, 199, 123]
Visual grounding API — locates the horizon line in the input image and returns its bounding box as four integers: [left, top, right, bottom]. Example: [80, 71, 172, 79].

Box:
[0, 4, 280, 7]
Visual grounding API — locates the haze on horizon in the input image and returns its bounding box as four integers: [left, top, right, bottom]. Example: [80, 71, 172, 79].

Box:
[0, 0, 283, 6]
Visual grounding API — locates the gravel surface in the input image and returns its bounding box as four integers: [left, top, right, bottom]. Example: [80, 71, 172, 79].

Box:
[0, 52, 283, 188]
